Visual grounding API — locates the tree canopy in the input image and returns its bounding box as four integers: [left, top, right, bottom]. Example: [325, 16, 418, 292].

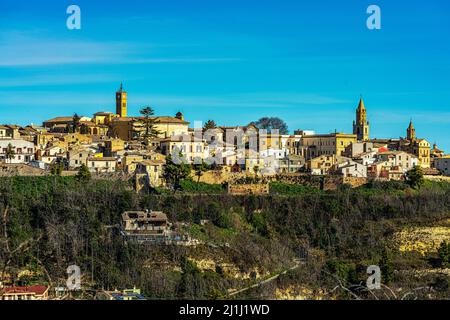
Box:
[140, 106, 161, 141]
[251, 117, 288, 134]
[203, 120, 217, 130]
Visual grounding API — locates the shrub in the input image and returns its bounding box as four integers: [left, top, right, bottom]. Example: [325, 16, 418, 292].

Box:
[437, 241, 450, 268]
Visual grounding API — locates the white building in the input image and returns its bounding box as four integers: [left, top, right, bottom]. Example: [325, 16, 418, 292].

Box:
[434, 156, 450, 176]
[377, 151, 418, 172]
[336, 160, 368, 178]
[68, 149, 93, 169]
[259, 148, 288, 159]
[0, 139, 35, 163]
[354, 151, 378, 166]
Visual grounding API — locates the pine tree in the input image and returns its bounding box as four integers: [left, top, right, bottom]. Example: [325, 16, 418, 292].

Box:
[162, 154, 191, 190]
[139, 106, 161, 143]
[405, 166, 424, 189]
[203, 120, 217, 130]
[379, 247, 394, 284]
[76, 164, 91, 181]
[5, 143, 15, 163]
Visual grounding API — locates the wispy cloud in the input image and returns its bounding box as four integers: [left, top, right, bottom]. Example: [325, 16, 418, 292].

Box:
[0, 31, 240, 67]
[0, 74, 120, 87]
[0, 90, 349, 110]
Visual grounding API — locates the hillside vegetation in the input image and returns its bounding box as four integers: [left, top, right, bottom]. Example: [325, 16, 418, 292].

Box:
[0, 176, 449, 299]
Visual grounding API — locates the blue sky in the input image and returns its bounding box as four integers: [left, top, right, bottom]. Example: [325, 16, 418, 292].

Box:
[0, 0, 449, 151]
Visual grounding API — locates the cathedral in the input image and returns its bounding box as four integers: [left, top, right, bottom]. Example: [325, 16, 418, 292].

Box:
[400, 120, 431, 168]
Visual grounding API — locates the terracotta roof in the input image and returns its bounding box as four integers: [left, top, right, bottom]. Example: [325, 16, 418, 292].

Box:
[2, 285, 48, 295]
[44, 117, 74, 123]
[137, 159, 166, 166]
[80, 121, 97, 127]
[89, 157, 117, 161]
[302, 133, 357, 138]
[122, 210, 167, 222]
[112, 116, 189, 124]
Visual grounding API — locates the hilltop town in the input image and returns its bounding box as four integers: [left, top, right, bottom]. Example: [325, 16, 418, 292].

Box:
[1, 85, 450, 301]
[0, 84, 449, 189]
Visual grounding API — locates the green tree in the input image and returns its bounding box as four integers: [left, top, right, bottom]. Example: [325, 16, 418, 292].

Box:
[139, 106, 161, 142]
[72, 113, 81, 133]
[405, 166, 424, 189]
[379, 247, 394, 284]
[178, 256, 203, 299]
[5, 143, 15, 163]
[251, 117, 288, 134]
[437, 241, 450, 268]
[203, 120, 217, 130]
[163, 154, 192, 190]
[253, 165, 260, 177]
[76, 164, 91, 181]
[50, 162, 64, 176]
[193, 160, 208, 185]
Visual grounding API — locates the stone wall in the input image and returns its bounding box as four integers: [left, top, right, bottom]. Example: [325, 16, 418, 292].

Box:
[194, 170, 369, 190]
[0, 164, 47, 177]
[228, 183, 270, 195]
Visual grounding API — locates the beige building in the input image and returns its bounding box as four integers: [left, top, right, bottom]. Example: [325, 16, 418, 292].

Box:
[104, 138, 125, 156]
[121, 210, 170, 243]
[160, 135, 207, 163]
[281, 135, 302, 155]
[135, 159, 166, 187]
[278, 154, 305, 173]
[368, 162, 404, 180]
[87, 157, 117, 173]
[306, 155, 345, 175]
[109, 115, 189, 141]
[93, 111, 116, 125]
[300, 133, 357, 160]
[68, 148, 93, 168]
[43, 116, 91, 130]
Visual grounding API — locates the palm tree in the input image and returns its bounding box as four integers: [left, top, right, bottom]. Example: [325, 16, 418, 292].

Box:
[5, 143, 15, 163]
[139, 106, 161, 143]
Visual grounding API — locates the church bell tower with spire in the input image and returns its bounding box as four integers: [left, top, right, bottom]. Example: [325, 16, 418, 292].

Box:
[116, 83, 127, 118]
[353, 97, 370, 141]
[407, 119, 416, 141]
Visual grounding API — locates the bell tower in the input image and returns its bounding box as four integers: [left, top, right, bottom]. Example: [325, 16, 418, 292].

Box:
[116, 83, 127, 118]
[352, 97, 370, 141]
[407, 119, 416, 141]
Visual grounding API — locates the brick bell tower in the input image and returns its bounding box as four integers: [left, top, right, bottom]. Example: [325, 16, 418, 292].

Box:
[116, 83, 127, 118]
